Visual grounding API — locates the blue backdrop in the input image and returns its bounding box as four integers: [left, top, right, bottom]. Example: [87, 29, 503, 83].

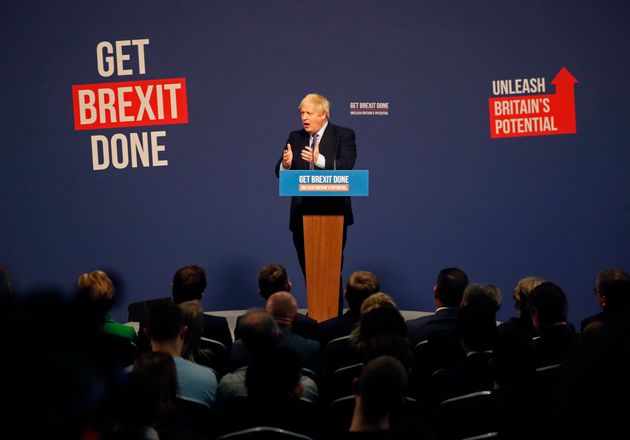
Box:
[2, 0, 629, 327]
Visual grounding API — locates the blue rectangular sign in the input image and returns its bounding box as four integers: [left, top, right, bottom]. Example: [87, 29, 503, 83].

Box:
[279, 170, 369, 197]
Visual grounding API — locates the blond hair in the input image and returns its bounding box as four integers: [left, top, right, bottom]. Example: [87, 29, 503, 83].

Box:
[299, 93, 330, 119]
[513, 276, 545, 312]
[77, 270, 115, 309]
[360, 292, 396, 314]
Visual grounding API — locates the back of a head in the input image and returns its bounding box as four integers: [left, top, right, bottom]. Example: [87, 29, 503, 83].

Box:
[245, 345, 303, 403]
[346, 271, 380, 311]
[529, 281, 568, 326]
[356, 304, 407, 343]
[462, 283, 502, 311]
[356, 355, 408, 424]
[172, 265, 207, 303]
[458, 304, 498, 352]
[361, 333, 412, 370]
[265, 291, 298, 325]
[492, 325, 536, 393]
[132, 351, 178, 411]
[76, 270, 115, 315]
[238, 309, 280, 354]
[146, 301, 185, 342]
[258, 263, 290, 300]
[436, 267, 469, 307]
[597, 268, 630, 311]
[178, 300, 205, 355]
[360, 292, 396, 314]
[513, 276, 545, 312]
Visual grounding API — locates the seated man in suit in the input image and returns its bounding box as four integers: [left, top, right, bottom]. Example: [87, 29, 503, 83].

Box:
[319, 270, 380, 347]
[234, 263, 319, 341]
[406, 267, 469, 345]
[266, 291, 324, 378]
[171, 265, 233, 352]
[219, 309, 318, 402]
[581, 268, 630, 333]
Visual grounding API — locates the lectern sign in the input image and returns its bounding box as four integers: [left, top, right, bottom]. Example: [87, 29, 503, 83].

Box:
[279, 170, 369, 197]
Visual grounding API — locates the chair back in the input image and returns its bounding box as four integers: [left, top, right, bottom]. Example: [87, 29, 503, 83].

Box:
[436, 391, 499, 440]
[216, 426, 314, 440]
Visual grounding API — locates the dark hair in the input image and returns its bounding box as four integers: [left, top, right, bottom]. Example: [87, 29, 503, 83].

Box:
[346, 271, 380, 311]
[245, 345, 302, 402]
[355, 305, 407, 346]
[357, 355, 408, 424]
[436, 267, 469, 307]
[146, 301, 184, 342]
[132, 351, 178, 413]
[172, 265, 207, 303]
[529, 281, 568, 325]
[258, 264, 290, 299]
[596, 268, 630, 311]
[458, 304, 497, 351]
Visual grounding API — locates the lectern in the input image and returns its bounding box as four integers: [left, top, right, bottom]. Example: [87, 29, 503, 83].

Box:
[280, 170, 369, 321]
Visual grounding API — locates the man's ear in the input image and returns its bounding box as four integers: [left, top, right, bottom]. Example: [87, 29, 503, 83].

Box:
[179, 325, 188, 340]
[352, 377, 360, 396]
[433, 285, 438, 300]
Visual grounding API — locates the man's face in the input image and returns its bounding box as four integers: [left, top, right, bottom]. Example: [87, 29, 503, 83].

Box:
[300, 101, 327, 134]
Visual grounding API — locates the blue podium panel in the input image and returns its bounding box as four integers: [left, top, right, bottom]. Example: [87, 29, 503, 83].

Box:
[279, 170, 369, 197]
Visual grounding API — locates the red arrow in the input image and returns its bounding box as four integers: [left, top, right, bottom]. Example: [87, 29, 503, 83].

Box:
[551, 67, 578, 134]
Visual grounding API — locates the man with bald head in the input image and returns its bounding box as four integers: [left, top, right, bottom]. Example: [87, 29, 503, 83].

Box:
[266, 291, 323, 377]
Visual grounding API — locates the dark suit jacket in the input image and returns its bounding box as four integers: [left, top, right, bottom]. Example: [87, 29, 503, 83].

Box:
[234, 312, 319, 342]
[318, 309, 361, 346]
[203, 314, 233, 353]
[275, 123, 357, 231]
[406, 307, 460, 346]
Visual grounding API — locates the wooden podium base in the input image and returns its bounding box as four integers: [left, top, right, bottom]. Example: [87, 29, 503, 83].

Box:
[303, 214, 344, 322]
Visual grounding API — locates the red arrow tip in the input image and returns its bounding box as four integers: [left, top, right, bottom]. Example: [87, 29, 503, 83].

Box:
[552, 67, 578, 85]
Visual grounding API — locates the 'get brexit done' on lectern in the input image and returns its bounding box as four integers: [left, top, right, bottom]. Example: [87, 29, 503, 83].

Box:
[280, 170, 369, 321]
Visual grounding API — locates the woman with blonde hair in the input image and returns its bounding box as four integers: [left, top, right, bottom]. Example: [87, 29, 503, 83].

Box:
[77, 270, 137, 341]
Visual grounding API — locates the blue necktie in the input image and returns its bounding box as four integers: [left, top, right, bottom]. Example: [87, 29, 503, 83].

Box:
[309, 134, 318, 170]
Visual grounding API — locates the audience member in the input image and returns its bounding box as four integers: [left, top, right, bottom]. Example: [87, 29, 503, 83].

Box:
[491, 325, 538, 440]
[235, 263, 319, 341]
[143, 301, 218, 409]
[406, 267, 469, 345]
[528, 281, 580, 368]
[580, 268, 630, 333]
[424, 304, 497, 408]
[265, 291, 323, 376]
[343, 356, 409, 439]
[216, 345, 320, 438]
[319, 271, 381, 346]
[219, 309, 318, 401]
[172, 265, 233, 352]
[498, 276, 545, 337]
[77, 270, 137, 341]
[461, 283, 502, 311]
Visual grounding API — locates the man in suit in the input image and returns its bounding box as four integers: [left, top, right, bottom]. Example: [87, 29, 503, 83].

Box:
[234, 263, 319, 341]
[318, 270, 380, 346]
[406, 267, 469, 345]
[171, 265, 233, 352]
[275, 93, 357, 283]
